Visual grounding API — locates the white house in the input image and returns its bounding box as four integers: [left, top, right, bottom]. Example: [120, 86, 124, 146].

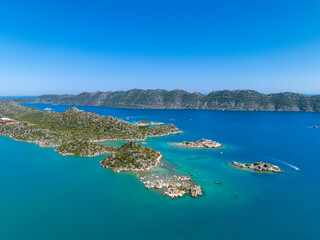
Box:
[0, 117, 11, 121]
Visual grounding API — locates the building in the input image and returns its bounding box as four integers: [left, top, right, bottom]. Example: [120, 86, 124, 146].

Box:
[0, 117, 19, 125]
[0, 117, 11, 121]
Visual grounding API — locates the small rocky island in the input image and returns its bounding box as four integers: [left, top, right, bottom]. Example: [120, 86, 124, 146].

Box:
[178, 138, 222, 149]
[232, 161, 283, 173]
[135, 120, 164, 126]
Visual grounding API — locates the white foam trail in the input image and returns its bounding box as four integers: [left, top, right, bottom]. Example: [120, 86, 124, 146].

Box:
[262, 155, 300, 171]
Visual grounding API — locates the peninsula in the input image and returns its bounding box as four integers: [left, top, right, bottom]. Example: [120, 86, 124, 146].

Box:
[11, 89, 320, 112]
[0, 102, 182, 151]
[232, 161, 283, 173]
[178, 138, 222, 149]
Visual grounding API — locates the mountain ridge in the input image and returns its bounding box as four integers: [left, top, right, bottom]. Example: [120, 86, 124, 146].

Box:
[10, 89, 320, 112]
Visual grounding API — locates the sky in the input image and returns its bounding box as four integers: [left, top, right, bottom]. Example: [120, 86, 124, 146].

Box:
[0, 0, 319, 96]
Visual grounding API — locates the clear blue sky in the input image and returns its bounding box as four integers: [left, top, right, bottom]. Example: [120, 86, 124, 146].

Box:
[0, 0, 319, 96]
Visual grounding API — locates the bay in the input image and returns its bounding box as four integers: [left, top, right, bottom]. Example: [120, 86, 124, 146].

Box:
[0, 103, 319, 240]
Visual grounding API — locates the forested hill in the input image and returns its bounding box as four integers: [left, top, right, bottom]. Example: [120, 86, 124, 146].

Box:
[11, 89, 320, 112]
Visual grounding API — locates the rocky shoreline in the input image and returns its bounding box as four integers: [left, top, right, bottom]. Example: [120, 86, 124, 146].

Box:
[178, 138, 222, 149]
[232, 161, 283, 173]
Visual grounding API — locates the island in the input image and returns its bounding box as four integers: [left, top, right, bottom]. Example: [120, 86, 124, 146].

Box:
[135, 120, 164, 126]
[178, 138, 222, 149]
[232, 161, 283, 173]
[0, 101, 202, 199]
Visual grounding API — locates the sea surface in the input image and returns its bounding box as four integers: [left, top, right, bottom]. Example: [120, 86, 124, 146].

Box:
[1, 103, 320, 240]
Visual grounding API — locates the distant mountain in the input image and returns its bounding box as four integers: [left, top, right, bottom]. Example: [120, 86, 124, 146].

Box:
[11, 89, 320, 112]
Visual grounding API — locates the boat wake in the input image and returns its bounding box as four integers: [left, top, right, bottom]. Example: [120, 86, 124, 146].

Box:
[262, 155, 300, 171]
[247, 151, 301, 171]
[273, 159, 300, 171]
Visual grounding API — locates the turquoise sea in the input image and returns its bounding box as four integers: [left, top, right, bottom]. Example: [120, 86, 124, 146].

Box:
[1, 103, 320, 240]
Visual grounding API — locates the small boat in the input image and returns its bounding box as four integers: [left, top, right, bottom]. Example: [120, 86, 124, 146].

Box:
[313, 126, 319, 128]
[141, 142, 147, 145]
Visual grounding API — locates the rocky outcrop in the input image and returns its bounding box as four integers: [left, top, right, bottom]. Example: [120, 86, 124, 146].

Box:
[139, 174, 202, 199]
[178, 138, 222, 148]
[232, 161, 283, 173]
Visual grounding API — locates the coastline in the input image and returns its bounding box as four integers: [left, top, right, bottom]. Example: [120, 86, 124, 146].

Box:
[19, 102, 320, 113]
[93, 130, 183, 143]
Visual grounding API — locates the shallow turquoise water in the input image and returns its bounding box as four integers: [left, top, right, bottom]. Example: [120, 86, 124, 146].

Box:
[0, 103, 319, 240]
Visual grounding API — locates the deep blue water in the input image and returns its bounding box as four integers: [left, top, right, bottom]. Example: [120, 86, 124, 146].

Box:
[0, 103, 319, 240]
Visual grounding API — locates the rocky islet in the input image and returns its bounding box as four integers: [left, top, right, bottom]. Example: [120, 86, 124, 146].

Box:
[232, 161, 284, 173]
